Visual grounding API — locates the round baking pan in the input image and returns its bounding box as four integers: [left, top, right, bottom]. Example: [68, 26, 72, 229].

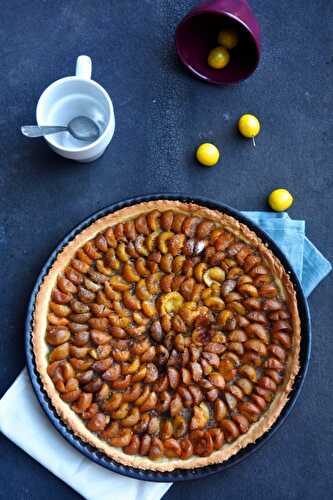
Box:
[25, 194, 311, 482]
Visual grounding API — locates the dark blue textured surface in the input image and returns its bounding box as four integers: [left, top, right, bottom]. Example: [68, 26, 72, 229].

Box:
[0, 0, 332, 499]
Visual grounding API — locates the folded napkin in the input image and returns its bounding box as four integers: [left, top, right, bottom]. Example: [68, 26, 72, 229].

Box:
[243, 211, 331, 296]
[0, 212, 331, 500]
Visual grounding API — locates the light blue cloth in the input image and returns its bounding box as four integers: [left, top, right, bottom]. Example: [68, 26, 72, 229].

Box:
[243, 212, 331, 298]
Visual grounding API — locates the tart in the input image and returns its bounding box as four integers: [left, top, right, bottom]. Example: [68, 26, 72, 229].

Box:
[32, 200, 300, 471]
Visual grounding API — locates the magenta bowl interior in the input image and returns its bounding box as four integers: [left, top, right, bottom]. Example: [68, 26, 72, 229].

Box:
[176, 12, 260, 85]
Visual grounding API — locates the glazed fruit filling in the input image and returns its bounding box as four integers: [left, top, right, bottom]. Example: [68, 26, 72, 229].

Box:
[46, 210, 293, 460]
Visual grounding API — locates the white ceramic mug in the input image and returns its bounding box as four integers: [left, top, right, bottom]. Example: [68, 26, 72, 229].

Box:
[36, 56, 115, 162]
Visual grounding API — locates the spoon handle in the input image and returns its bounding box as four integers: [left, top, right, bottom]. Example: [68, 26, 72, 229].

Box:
[21, 125, 68, 138]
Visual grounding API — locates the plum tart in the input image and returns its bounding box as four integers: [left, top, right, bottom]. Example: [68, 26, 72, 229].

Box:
[33, 200, 300, 471]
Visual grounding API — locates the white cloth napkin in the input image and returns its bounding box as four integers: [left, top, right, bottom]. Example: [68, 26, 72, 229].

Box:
[0, 211, 331, 500]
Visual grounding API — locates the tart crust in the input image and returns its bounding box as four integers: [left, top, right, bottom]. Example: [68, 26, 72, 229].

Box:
[32, 200, 301, 471]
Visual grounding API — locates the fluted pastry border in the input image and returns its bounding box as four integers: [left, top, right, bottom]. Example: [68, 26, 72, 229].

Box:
[32, 200, 301, 471]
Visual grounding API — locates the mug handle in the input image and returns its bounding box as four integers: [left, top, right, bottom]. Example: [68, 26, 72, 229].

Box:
[75, 55, 92, 80]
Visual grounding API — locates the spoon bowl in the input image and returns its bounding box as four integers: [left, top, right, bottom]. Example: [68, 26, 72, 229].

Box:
[67, 116, 100, 141]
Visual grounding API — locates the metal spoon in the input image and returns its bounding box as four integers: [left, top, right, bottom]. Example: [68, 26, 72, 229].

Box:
[21, 116, 100, 142]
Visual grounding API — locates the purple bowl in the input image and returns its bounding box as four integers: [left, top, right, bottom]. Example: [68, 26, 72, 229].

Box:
[175, 0, 261, 85]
